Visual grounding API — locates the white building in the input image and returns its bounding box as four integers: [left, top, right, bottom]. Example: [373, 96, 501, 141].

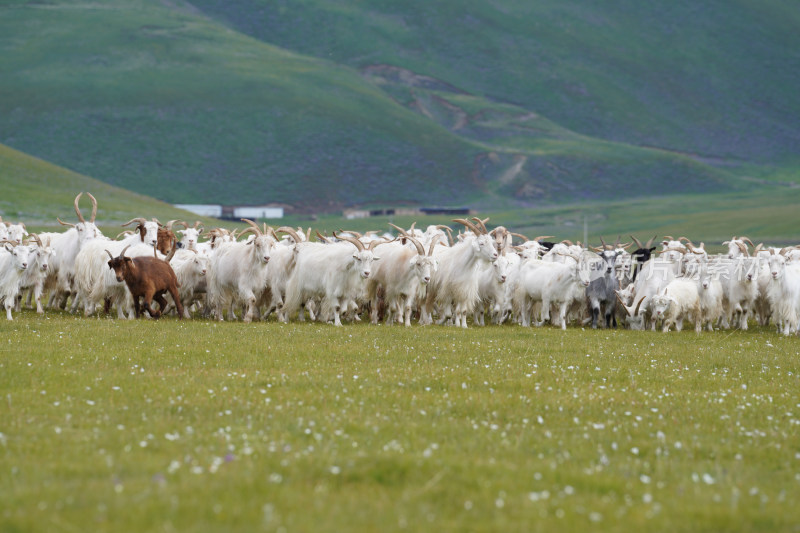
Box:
[233, 206, 284, 219]
[175, 204, 223, 218]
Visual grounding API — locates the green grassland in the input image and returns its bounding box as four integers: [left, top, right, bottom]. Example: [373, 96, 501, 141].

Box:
[2, 1, 798, 210]
[2, 311, 799, 532]
[3, 140, 799, 249]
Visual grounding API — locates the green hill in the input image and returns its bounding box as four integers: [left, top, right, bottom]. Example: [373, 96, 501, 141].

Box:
[1, 1, 798, 212]
[0, 143, 216, 231]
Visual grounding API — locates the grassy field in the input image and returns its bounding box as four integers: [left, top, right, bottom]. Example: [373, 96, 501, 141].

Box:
[2, 310, 799, 532]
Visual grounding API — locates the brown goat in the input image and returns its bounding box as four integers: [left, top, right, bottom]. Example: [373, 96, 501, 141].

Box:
[156, 219, 180, 255]
[106, 245, 184, 319]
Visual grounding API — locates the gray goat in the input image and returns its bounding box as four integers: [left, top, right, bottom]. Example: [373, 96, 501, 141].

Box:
[585, 237, 622, 328]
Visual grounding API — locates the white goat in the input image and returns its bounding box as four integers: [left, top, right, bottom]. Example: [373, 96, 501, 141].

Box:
[16, 234, 55, 314]
[207, 220, 276, 322]
[367, 230, 438, 327]
[283, 233, 385, 326]
[39, 192, 104, 310]
[649, 279, 701, 332]
[422, 219, 498, 328]
[514, 253, 592, 329]
[0, 242, 31, 320]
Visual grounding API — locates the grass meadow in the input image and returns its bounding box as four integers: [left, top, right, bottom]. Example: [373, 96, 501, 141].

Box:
[2, 310, 799, 532]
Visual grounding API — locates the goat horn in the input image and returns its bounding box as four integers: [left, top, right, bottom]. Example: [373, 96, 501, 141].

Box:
[29, 233, 43, 248]
[736, 242, 749, 256]
[630, 235, 643, 249]
[165, 220, 178, 231]
[428, 235, 441, 256]
[406, 235, 425, 255]
[754, 243, 764, 255]
[509, 232, 529, 242]
[73, 193, 86, 223]
[193, 221, 202, 229]
[120, 244, 131, 258]
[560, 239, 574, 246]
[438, 226, 454, 246]
[57, 217, 76, 228]
[662, 235, 675, 242]
[615, 293, 632, 316]
[599, 236, 608, 250]
[678, 236, 692, 244]
[454, 218, 482, 236]
[276, 226, 302, 244]
[471, 217, 490, 234]
[334, 231, 365, 252]
[315, 230, 331, 243]
[152, 217, 163, 226]
[175, 221, 189, 229]
[367, 238, 389, 252]
[86, 193, 98, 223]
[533, 235, 554, 242]
[388, 223, 409, 236]
[116, 230, 133, 239]
[634, 296, 645, 316]
[121, 217, 146, 227]
[241, 219, 262, 237]
[105, 249, 114, 260]
[741, 237, 755, 248]
[644, 235, 657, 249]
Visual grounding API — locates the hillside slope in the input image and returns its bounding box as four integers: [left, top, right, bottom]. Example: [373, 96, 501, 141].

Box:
[192, 0, 800, 163]
[0, 143, 214, 228]
[1, 1, 795, 212]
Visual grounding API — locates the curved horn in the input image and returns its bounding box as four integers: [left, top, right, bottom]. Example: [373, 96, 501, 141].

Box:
[120, 244, 131, 258]
[678, 236, 692, 244]
[193, 221, 203, 230]
[28, 233, 43, 248]
[510, 232, 529, 242]
[630, 235, 643, 249]
[438, 226, 454, 246]
[663, 235, 675, 242]
[754, 243, 764, 255]
[453, 218, 482, 236]
[471, 217, 490, 234]
[276, 226, 302, 244]
[57, 217, 76, 228]
[121, 217, 147, 228]
[388, 223, 409, 236]
[428, 235, 441, 256]
[333, 231, 365, 252]
[741, 237, 755, 248]
[616, 293, 632, 316]
[73, 193, 86, 223]
[634, 296, 645, 316]
[240, 219, 263, 237]
[367, 238, 389, 252]
[165, 220, 178, 231]
[533, 235, 554, 242]
[116, 230, 134, 239]
[175, 221, 189, 229]
[105, 249, 114, 260]
[315, 230, 331, 243]
[86, 193, 98, 223]
[406, 235, 425, 255]
[644, 235, 658, 248]
[599, 236, 608, 250]
[560, 239, 574, 246]
[736, 242, 749, 256]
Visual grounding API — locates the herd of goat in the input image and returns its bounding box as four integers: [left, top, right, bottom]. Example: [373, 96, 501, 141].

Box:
[2, 193, 800, 335]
